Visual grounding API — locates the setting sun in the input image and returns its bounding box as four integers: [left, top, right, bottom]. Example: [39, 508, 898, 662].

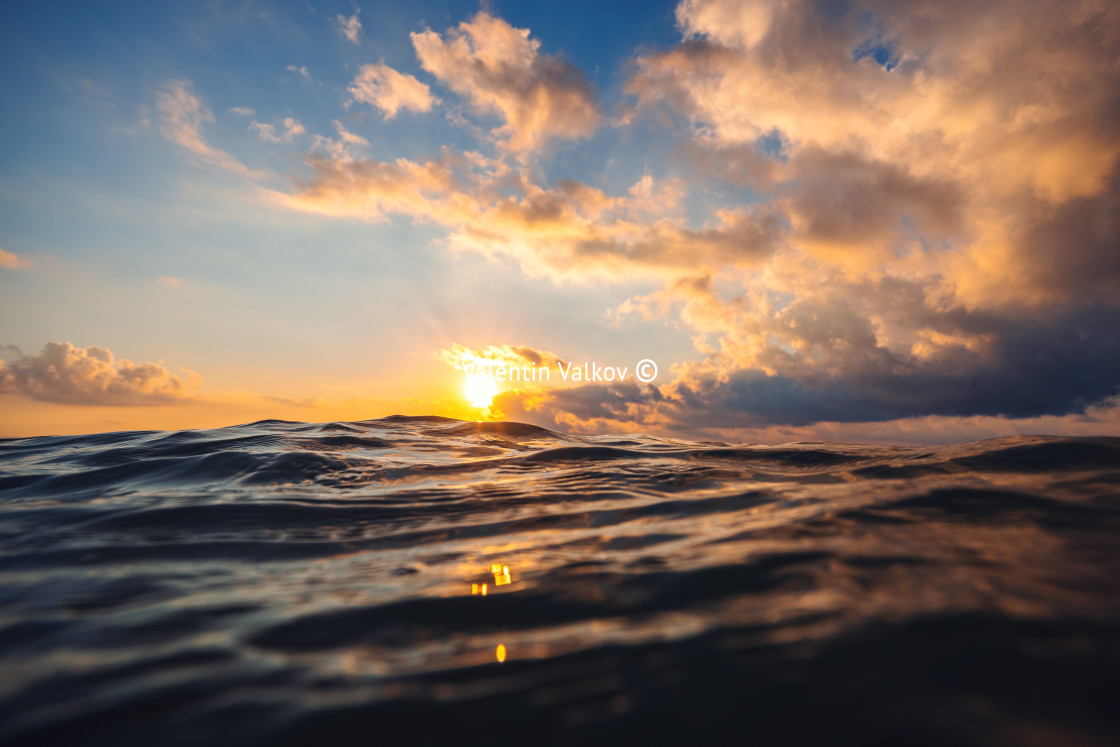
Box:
[464, 373, 499, 409]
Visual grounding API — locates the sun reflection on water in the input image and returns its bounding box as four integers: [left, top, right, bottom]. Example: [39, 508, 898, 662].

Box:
[472, 563, 512, 594]
[491, 564, 511, 586]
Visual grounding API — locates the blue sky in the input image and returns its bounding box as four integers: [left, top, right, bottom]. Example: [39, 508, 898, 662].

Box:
[0, 1, 694, 421]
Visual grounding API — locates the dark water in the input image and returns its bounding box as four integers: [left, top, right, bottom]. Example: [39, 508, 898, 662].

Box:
[1, 417, 1119, 746]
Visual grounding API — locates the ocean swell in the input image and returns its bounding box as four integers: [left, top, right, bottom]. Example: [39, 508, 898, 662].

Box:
[1, 419, 1119, 745]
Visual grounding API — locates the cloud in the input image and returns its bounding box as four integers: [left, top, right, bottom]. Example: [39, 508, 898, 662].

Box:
[157, 275, 182, 287]
[589, 0, 1120, 428]
[227, 106, 255, 117]
[0, 248, 32, 270]
[628, 0, 1120, 214]
[782, 147, 964, 259]
[499, 303, 1120, 433]
[1005, 165, 1120, 303]
[675, 0, 776, 49]
[0, 342, 200, 406]
[277, 147, 778, 277]
[503, 382, 1120, 444]
[279, 150, 454, 220]
[337, 11, 361, 44]
[309, 120, 370, 162]
[440, 343, 567, 374]
[286, 64, 310, 80]
[156, 80, 263, 179]
[112, 106, 152, 138]
[686, 307, 1120, 427]
[267, 4, 1120, 433]
[249, 117, 305, 143]
[594, 260, 1120, 431]
[349, 63, 435, 119]
[411, 12, 600, 152]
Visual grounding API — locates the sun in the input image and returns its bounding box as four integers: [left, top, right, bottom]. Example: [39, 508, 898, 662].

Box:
[464, 374, 499, 409]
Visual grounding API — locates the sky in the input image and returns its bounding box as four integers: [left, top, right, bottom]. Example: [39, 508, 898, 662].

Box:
[1, 0, 1118, 443]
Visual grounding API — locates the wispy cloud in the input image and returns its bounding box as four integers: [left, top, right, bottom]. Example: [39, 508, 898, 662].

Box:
[0, 248, 32, 270]
[249, 116, 305, 143]
[336, 11, 361, 44]
[308, 120, 369, 162]
[286, 64, 310, 80]
[155, 80, 264, 179]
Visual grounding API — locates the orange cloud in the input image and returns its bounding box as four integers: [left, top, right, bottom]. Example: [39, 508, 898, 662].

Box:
[349, 63, 435, 119]
[0, 342, 200, 406]
[411, 13, 600, 153]
[0, 248, 32, 270]
[277, 147, 779, 279]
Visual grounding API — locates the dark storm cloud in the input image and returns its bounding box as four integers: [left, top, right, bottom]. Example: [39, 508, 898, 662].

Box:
[518, 304, 1120, 429]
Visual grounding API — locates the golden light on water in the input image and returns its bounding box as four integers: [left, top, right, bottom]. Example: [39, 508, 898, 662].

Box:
[491, 564, 511, 586]
[469, 565, 511, 665]
[471, 564, 512, 595]
[464, 374, 499, 409]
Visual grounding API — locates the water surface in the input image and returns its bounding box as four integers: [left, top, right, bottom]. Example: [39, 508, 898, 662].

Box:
[2, 417, 1119, 745]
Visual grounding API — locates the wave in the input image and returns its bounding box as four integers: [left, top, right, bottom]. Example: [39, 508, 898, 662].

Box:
[1, 420, 1119, 745]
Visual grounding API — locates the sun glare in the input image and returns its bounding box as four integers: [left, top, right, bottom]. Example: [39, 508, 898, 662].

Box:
[464, 374, 499, 409]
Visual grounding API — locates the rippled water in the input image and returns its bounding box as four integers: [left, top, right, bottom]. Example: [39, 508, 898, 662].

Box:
[1, 417, 1119, 745]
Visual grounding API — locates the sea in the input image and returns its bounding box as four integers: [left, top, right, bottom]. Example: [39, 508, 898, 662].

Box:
[1, 416, 1119, 745]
